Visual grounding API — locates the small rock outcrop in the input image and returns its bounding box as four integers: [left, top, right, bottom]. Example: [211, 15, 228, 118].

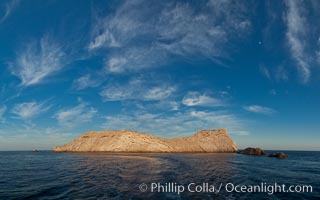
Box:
[268, 152, 288, 159]
[239, 148, 288, 159]
[54, 128, 238, 153]
[238, 147, 266, 156]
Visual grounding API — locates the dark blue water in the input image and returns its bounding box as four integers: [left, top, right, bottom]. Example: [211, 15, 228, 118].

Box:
[0, 151, 319, 200]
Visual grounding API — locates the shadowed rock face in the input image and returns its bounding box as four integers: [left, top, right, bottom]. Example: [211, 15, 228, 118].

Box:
[54, 128, 238, 153]
[268, 152, 288, 158]
[239, 148, 288, 159]
[238, 147, 266, 156]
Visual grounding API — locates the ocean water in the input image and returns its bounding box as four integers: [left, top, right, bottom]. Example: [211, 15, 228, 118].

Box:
[0, 151, 319, 200]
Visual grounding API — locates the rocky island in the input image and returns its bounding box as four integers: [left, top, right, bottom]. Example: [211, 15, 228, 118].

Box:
[239, 147, 288, 159]
[54, 128, 238, 153]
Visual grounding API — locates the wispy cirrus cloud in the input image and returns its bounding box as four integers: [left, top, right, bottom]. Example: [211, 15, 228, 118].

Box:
[0, 0, 20, 23]
[260, 1, 320, 83]
[0, 105, 7, 122]
[72, 74, 101, 90]
[260, 65, 271, 80]
[102, 109, 248, 137]
[260, 65, 288, 82]
[12, 101, 50, 120]
[182, 92, 225, 107]
[243, 105, 276, 115]
[55, 102, 97, 127]
[11, 35, 67, 87]
[89, 0, 252, 73]
[284, 0, 312, 82]
[316, 37, 320, 64]
[152, 101, 180, 111]
[100, 76, 176, 101]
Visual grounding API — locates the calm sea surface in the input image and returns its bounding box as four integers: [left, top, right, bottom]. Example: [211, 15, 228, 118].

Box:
[0, 151, 319, 200]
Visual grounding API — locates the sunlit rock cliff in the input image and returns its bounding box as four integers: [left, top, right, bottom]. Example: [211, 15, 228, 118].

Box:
[54, 128, 238, 153]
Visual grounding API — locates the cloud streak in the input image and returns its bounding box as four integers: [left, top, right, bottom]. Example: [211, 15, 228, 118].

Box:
[100, 76, 176, 101]
[72, 74, 101, 90]
[12, 101, 50, 120]
[243, 105, 276, 115]
[182, 92, 225, 107]
[0, 0, 20, 23]
[0, 105, 7, 122]
[11, 35, 67, 87]
[102, 109, 248, 137]
[285, 0, 310, 82]
[260, 65, 288, 82]
[90, 0, 251, 73]
[55, 102, 97, 127]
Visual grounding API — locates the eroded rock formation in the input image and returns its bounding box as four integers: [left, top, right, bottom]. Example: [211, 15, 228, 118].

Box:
[268, 152, 288, 158]
[54, 128, 238, 153]
[238, 147, 266, 156]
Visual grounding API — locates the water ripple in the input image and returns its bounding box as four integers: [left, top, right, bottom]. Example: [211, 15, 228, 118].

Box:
[0, 151, 319, 199]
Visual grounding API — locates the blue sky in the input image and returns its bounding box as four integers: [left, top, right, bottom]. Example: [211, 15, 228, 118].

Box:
[0, 0, 319, 150]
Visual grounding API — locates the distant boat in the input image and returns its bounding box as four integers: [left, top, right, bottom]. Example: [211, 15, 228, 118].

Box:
[32, 149, 40, 152]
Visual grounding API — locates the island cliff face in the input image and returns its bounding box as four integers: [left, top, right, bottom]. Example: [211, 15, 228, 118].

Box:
[54, 128, 238, 153]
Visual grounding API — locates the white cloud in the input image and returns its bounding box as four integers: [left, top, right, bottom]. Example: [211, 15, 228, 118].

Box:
[182, 92, 225, 107]
[106, 57, 128, 73]
[104, 46, 167, 73]
[275, 65, 288, 82]
[125, 100, 180, 113]
[0, 0, 20, 23]
[317, 37, 320, 64]
[100, 77, 176, 101]
[102, 109, 248, 137]
[11, 35, 66, 86]
[260, 65, 288, 82]
[285, 0, 310, 82]
[189, 110, 248, 135]
[152, 101, 180, 111]
[90, 0, 251, 73]
[260, 65, 271, 80]
[89, 29, 120, 49]
[72, 74, 101, 90]
[12, 101, 50, 119]
[143, 86, 176, 101]
[316, 51, 320, 65]
[243, 105, 276, 115]
[0, 105, 7, 121]
[55, 102, 97, 127]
